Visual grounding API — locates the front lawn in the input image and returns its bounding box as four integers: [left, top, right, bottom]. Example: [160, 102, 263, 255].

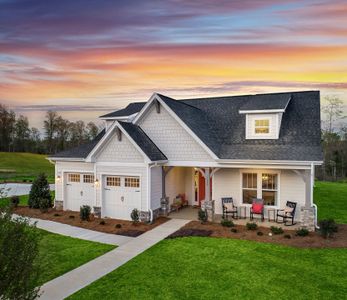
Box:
[69, 237, 347, 300]
[36, 228, 115, 285]
[314, 181, 347, 224]
[0, 152, 54, 183]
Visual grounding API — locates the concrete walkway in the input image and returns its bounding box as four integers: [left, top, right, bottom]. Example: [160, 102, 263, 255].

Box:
[0, 183, 55, 196]
[15, 215, 133, 246]
[40, 218, 189, 300]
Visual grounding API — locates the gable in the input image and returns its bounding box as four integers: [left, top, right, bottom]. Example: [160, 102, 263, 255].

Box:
[95, 130, 144, 163]
[138, 103, 214, 162]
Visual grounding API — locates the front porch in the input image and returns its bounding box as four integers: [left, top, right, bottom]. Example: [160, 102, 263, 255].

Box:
[169, 205, 301, 230]
[159, 164, 316, 230]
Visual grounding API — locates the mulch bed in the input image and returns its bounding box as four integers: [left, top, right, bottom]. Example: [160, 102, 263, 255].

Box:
[171, 221, 347, 248]
[14, 206, 168, 237]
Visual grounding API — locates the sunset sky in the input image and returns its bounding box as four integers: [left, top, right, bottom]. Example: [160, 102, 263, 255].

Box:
[1, 0, 346, 129]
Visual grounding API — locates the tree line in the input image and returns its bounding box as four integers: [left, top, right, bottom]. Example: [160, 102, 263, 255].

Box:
[0, 104, 101, 154]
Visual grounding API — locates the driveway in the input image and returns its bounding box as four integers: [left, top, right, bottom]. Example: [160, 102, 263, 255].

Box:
[0, 183, 55, 197]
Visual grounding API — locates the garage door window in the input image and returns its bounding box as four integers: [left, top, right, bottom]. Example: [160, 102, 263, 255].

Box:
[83, 174, 95, 183]
[125, 177, 140, 188]
[68, 173, 80, 183]
[106, 176, 121, 186]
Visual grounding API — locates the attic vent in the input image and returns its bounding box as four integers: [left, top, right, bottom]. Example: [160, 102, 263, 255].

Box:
[155, 99, 160, 113]
[115, 127, 122, 141]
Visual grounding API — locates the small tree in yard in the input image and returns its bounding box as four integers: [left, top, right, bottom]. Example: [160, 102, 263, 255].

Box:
[319, 219, 338, 238]
[28, 173, 52, 209]
[131, 208, 140, 224]
[80, 205, 91, 221]
[198, 209, 208, 224]
[0, 204, 41, 300]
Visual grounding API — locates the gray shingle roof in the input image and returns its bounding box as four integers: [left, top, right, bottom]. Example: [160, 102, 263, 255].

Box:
[118, 121, 167, 161]
[238, 93, 291, 111]
[51, 91, 323, 162]
[99, 102, 145, 118]
[50, 129, 106, 158]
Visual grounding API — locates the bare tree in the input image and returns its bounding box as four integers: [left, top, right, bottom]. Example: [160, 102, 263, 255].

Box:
[0, 104, 16, 152]
[86, 122, 99, 140]
[43, 111, 59, 153]
[322, 96, 344, 134]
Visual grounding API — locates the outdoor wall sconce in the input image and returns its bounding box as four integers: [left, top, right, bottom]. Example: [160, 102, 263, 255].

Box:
[94, 178, 100, 187]
[56, 175, 61, 182]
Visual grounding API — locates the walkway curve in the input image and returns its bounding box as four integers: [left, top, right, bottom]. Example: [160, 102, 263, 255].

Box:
[39, 218, 189, 300]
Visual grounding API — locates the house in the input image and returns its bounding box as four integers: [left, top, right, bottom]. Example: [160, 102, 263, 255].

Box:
[49, 91, 323, 230]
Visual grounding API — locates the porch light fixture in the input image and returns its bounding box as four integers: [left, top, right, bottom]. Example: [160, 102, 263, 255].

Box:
[56, 175, 61, 182]
[94, 178, 100, 187]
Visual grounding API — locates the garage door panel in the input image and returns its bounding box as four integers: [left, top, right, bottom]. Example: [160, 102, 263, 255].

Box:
[102, 175, 141, 220]
[65, 173, 94, 211]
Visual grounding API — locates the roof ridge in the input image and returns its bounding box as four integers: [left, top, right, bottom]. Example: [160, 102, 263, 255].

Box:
[157, 93, 203, 111]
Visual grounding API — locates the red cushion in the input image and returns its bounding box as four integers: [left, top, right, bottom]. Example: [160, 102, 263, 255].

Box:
[252, 203, 263, 214]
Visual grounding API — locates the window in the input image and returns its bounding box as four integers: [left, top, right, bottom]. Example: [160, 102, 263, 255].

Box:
[242, 172, 279, 206]
[254, 119, 270, 134]
[262, 173, 278, 206]
[68, 173, 80, 183]
[125, 177, 140, 188]
[242, 173, 257, 204]
[106, 176, 120, 187]
[83, 174, 94, 183]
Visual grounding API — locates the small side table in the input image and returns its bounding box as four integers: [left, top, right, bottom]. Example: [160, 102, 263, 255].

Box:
[268, 208, 276, 222]
[239, 206, 247, 219]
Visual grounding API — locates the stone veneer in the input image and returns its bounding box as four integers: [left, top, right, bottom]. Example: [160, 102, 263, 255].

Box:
[140, 208, 161, 223]
[300, 206, 315, 231]
[54, 200, 64, 210]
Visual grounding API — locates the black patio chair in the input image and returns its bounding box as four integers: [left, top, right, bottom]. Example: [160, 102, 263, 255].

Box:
[250, 198, 264, 221]
[222, 197, 238, 219]
[276, 201, 297, 226]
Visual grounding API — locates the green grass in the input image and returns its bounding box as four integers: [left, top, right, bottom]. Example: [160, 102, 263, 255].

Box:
[36, 229, 115, 285]
[0, 191, 55, 208]
[0, 152, 54, 183]
[314, 181, 347, 224]
[69, 237, 347, 300]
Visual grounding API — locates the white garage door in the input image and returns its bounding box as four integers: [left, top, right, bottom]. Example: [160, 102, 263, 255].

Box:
[65, 173, 94, 211]
[103, 175, 141, 220]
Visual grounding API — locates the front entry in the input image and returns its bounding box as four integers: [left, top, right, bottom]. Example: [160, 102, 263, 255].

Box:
[193, 169, 212, 206]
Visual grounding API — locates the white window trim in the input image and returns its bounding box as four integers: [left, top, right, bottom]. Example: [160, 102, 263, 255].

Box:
[240, 170, 281, 208]
[245, 114, 279, 140]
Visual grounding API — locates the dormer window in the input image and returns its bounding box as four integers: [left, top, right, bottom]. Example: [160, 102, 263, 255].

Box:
[254, 119, 270, 134]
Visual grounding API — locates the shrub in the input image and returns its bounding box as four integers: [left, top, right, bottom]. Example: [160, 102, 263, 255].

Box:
[80, 205, 91, 221]
[28, 173, 51, 209]
[246, 222, 258, 230]
[221, 218, 234, 227]
[257, 231, 263, 236]
[10, 196, 20, 208]
[270, 226, 284, 235]
[198, 209, 208, 224]
[131, 208, 140, 224]
[115, 224, 122, 229]
[318, 219, 338, 238]
[69, 215, 75, 219]
[231, 228, 238, 233]
[296, 228, 309, 237]
[284, 234, 291, 239]
[53, 213, 61, 217]
[99, 220, 106, 225]
[0, 205, 41, 299]
[39, 197, 52, 213]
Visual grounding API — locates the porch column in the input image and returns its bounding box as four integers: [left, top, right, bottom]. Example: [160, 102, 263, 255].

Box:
[204, 168, 211, 202]
[303, 169, 312, 208]
[160, 166, 173, 216]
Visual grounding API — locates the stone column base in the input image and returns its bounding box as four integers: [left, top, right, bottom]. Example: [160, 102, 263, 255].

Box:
[93, 206, 101, 218]
[140, 211, 150, 222]
[54, 200, 63, 210]
[300, 206, 315, 232]
[201, 200, 215, 222]
[160, 197, 170, 216]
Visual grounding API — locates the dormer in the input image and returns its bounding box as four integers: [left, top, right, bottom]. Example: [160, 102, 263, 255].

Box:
[239, 94, 291, 140]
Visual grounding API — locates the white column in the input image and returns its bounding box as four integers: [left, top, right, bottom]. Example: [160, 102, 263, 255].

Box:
[205, 168, 211, 202]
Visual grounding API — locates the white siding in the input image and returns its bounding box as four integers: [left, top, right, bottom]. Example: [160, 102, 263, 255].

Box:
[150, 166, 162, 210]
[96, 132, 144, 163]
[96, 164, 148, 210]
[246, 113, 279, 139]
[55, 161, 94, 203]
[138, 104, 213, 161]
[212, 168, 240, 215]
[165, 167, 187, 205]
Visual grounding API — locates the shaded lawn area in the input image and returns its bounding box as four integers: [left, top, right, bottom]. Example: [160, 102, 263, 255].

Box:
[0, 191, 55, 208]
[0, 152, 54, 183]
[314, 181, 347, 224]
[69, 237, 347, 300]
[36, 229, 115, 286]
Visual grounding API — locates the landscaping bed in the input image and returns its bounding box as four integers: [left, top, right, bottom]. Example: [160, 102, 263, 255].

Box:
[14, 207, 169, 236]
[169, 221, 347, 248]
